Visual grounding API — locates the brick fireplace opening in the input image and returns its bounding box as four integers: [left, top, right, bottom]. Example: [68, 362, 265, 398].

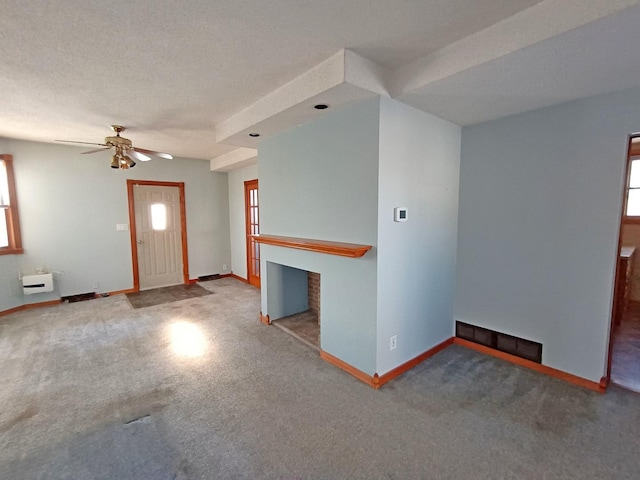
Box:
[307, 271, 320, 325]
[267, 262, 320, 349]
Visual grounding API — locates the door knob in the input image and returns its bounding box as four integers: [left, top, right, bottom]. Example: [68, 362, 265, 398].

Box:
[137, 240, 143, 244]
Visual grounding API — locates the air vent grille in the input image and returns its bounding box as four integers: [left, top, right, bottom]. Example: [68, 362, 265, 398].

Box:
[456, 321, 542, 363]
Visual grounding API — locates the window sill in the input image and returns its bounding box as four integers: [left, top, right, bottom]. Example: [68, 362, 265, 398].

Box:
[0, 247, 24, 256]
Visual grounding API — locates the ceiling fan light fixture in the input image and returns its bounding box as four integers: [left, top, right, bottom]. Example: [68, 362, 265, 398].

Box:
[117, 155, 135, 169]
[124, 155, 136, 168]
[57, 125, 173, 169]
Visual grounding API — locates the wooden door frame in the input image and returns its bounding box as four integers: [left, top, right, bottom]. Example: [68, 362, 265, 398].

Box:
[244, 179, 260, 287]
[127, 179, 189, 292]
[605, 134, 638, 386]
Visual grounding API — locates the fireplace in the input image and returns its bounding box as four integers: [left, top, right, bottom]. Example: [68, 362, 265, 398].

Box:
[255, 234, 374, 370]
[266, 261, 320, 348]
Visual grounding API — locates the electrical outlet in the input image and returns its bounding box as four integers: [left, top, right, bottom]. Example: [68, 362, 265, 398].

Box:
[390, 335, 397, 351]
[222, 264, 228, 271]
[93, 281, 99, 291]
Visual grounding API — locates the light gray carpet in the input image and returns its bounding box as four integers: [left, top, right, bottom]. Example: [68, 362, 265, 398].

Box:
[1, 278, 639, 479]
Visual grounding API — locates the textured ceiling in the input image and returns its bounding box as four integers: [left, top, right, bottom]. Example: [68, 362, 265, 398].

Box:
[1, 0, 639, 162]
[398, 2, 640, 126]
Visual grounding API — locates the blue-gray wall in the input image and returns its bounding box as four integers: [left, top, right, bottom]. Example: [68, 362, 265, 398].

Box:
[0, 137, 231, 312]
[258, 98, 380, 375]
[456, 86, 638, 382]
[376, 97, 460, 375]
[227, 164, 259, 279]
[258, 97, 461, 377]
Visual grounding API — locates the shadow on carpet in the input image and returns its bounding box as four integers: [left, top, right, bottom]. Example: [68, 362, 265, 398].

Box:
[126, 284, 212, 309]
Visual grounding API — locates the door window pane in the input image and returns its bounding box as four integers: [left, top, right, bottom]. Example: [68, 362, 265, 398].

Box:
[630, 158, 640, 188]
[627, 190, 640, 216]
[151, 203, 167, 230]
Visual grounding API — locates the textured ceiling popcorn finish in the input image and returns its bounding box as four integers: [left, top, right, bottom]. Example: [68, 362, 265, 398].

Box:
[1, 0, 640, 168]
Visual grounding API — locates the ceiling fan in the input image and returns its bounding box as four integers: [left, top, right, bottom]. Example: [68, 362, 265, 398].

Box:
[56, 125, 173, 169]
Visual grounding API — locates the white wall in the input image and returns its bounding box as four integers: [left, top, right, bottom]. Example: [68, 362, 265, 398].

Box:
[258, 98, 380, 375]
[0, 138, 231, 311]
[456, 86, 640, 382]
[227, 164, 258, 279]
[376, 97, 461, 375]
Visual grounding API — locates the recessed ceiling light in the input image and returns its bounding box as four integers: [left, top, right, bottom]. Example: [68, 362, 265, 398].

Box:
[314, 104, 329, 110]
[249, 133, 260, 137]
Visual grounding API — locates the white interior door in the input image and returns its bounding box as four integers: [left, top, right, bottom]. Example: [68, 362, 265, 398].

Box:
[134, 184, 184, 290]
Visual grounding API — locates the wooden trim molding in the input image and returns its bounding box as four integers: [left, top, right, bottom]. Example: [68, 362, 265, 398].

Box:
[0, 154, 23, 255]
[453, 338, 605, 393]
[320, 350, 378, 388]
[230, 273, 248, 283]
[108, 288, 137, 296]
[608, 135, 638, 383]
[321, 338, 454, 390]
[244, 179, 261, 288]
[0, 287, 143, 317]
[252, 234, 372, 258]
[375, 338, 455, 388]
[126, 180, 139, 291]
[599, 376, 609, 390]
[179, 183, 190, 285]
[0, 299, 62, 318]
[259, 311, 271, 325]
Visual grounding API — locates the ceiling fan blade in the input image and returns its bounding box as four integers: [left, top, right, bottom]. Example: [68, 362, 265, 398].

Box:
[56, 140, 108, 147]
[133, 147, 173, 160]
[129, 150, 151, 162]
[81, 147, 112, 155]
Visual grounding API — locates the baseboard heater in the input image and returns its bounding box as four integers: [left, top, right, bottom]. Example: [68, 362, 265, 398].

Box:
[455, 321, 542, 364]
[22, 273, 54, 295]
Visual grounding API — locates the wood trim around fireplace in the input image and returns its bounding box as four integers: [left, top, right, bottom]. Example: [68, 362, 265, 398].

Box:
[320, 336, 604, 393]
[259, 311, 271, 325]
[252, 234, 372, 258]
[374, 337, 455, 387]
[320, 337, 454, 390]
[320, 350, 378, 388]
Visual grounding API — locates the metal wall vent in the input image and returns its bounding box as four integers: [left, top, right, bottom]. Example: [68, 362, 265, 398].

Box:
[456, 321, 542, 363]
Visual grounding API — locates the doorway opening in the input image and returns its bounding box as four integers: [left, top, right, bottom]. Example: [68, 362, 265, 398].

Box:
[127, 180, 189, 291]
[244, 179, 260, 287]
[608, 135, 640, 393]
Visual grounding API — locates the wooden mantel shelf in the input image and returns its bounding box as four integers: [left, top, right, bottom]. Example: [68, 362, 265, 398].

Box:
[252, 234, 372, 258]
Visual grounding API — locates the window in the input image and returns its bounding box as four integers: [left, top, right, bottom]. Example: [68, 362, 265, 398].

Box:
[626, 156, 640, 217]
[0, 154, 23, 254]
[150, 203, 167, 231]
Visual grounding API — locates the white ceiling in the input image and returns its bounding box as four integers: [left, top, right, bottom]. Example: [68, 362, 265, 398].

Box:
[1, 0, 639, 162]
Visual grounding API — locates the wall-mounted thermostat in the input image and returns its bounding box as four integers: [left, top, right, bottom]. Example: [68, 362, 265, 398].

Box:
[394, 207, 408, 222]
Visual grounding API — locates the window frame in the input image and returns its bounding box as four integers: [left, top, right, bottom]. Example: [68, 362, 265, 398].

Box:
[0, 154, 23, 255]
